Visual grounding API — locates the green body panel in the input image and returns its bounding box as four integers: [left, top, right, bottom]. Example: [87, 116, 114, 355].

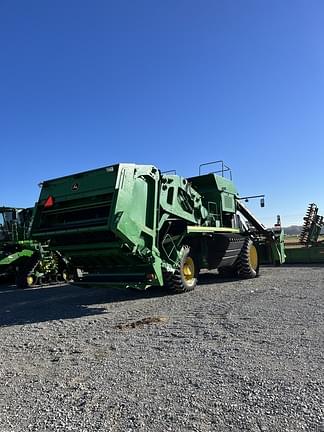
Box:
[31, 163, 281, 288]
[33, 165, 157, 285]
[258, 228, 286, 265]
[273, 228, 286, 264]
[188, 173, 238, 227]
[285, 245, 324, 263]
[0, 248, 34, 265]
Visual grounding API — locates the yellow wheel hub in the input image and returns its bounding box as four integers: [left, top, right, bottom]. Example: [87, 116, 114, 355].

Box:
[182, 257, 195, 285]
[249, 244, 258, 270]
[26, 275, 34, 286]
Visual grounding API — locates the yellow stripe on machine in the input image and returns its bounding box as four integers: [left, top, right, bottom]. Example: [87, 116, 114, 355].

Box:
[187, 226, 240, 234]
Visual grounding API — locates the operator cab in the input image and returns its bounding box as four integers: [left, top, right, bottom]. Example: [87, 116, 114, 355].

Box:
[0, 212, 5, 240]
[0, 207, 31, 242]
[0, 208, 16, 241]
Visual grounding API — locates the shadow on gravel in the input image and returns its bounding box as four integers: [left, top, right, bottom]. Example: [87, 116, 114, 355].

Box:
[0, 282, 167, 327]
[0, 272, 240, 327]
[282, 263, 324, 268]
[198, 272, 241, 285]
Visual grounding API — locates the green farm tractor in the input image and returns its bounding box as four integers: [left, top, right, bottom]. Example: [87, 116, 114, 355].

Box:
[0, 206, 68, 288]
[30, 161, 285, 292]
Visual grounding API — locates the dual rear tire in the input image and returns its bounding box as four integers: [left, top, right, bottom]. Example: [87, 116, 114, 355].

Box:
[218, 237, 259, 279]
[237, 237, 259, 278]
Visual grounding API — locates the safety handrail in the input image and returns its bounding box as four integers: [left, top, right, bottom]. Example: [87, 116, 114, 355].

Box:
[162, 170, 177, 175]
[198, 160, 232, 180]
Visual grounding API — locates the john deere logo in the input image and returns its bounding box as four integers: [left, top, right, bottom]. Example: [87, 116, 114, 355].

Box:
[72, 183, 79, 191]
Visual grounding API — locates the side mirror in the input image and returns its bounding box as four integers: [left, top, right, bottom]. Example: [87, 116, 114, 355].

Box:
[260, 198, 265, 208]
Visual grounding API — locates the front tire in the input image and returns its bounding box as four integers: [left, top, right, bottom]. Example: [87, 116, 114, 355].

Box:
[15, 255, 39, 289]
[165, 246, 198, 293]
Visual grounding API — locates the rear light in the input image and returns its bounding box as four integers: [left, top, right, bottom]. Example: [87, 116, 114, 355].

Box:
[44, 195, 55, 208]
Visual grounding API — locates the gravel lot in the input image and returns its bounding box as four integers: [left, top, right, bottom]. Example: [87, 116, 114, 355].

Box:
[0, 266, 323, 432]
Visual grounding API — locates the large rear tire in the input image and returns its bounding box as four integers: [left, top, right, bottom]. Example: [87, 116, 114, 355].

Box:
[237, 237, 259, 279]
[164, 246, 198, 293]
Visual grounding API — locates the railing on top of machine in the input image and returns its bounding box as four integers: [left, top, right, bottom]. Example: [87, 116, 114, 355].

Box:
[198, 160, 232, 180]
[162, 170, 177, 175]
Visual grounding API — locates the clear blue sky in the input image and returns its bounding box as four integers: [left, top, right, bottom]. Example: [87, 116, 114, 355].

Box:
[1, 0, 323, 226]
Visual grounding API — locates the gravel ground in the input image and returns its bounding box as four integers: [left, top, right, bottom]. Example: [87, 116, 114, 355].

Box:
[0, 266, 323, 432]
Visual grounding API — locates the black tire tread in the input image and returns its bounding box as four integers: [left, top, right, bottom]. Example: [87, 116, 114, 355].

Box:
[237, 237, 259, 279]
[164, 246, 197, 293]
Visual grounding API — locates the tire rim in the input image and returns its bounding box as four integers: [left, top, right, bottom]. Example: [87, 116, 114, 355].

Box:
[182, 257, 195, 286]
[249, 244, 258, 270]
[26, 275, 34, 286]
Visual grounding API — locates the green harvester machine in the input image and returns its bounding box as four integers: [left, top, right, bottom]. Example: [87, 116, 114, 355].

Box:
[0, 206, 67, 287]
[285, 203, 324, 264]
[30, 161, 285, 292]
